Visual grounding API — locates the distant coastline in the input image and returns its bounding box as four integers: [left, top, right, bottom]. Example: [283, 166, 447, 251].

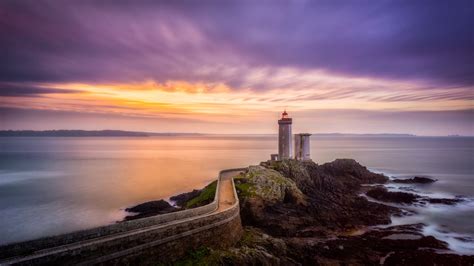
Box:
[0, 130, 202, 137]
[0, 130, 470, 138]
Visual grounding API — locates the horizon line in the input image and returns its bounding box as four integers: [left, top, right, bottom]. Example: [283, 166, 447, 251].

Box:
[0, 129, 472, 138]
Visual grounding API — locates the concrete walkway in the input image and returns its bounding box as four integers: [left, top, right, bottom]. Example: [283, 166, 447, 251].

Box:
[217, 170, 239, 211]
[0, 169, 244, 265]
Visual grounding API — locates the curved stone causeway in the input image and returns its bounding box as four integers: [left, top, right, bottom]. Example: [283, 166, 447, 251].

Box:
[0, 168, 247, 265]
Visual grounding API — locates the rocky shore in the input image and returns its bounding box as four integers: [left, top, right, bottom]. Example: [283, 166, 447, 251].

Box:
[366, 186, 463, 206]
[168, 159, 473, 265]
[124, 180, 217, 221]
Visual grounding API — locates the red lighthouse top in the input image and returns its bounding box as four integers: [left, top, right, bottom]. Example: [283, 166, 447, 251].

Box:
[278, 109, 292, 123]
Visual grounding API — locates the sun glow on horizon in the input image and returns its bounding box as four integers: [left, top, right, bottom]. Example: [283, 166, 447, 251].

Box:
[1, 65, 472, 126]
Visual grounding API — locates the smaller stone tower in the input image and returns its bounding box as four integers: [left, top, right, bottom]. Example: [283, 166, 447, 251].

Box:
[278, 110, 292, 160]
[294, 133, 311, 161]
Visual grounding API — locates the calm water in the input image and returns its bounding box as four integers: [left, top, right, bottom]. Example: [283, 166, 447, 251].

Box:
[0, 136, 473, 253]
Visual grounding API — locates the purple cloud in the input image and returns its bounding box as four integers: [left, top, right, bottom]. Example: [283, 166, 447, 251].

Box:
[0, 1, 472, 87]
[0, 83, 80, 97]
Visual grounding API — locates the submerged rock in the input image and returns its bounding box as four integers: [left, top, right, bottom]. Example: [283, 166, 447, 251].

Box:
[427, 197, 463, 205]
[366, 187, 419, 204]
[366, 185, 462, 206]
[393, 176, 437, 184]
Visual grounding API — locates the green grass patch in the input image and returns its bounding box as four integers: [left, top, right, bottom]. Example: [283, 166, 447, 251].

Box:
[185, 181, 217, 208]
[172, 247, 233, 266]
[235, 182, 254, 198]
[173, 247, 211, 266]
[238, 229, 257, 247]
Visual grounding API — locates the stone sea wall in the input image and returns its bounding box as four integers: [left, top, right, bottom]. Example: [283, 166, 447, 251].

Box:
[0, 168, 246, 265]
[0, 184, 219, 261]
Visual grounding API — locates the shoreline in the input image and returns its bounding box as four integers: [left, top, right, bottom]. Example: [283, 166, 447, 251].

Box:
[0, 168, 244, 265]
[367, 176, 474, 256]
[1, 159, 473, 264]
[204, 159, 474, 263]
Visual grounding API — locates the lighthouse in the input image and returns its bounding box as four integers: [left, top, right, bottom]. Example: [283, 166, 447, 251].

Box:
[295, 133, 311, 160]
[278, 110, 292, 160]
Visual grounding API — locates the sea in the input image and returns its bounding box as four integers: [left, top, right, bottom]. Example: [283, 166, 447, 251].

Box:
[0, 135, 473, 254]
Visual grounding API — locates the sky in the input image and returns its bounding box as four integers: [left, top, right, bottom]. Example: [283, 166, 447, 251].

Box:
[0, 1, 473, 135]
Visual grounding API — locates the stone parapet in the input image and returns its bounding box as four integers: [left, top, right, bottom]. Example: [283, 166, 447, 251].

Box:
[0, 168, 246, 265]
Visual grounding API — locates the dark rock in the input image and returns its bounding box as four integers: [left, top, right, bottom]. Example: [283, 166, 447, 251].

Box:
[170, 189, 201, 207]
[197, 227, 299, 265]
[173, 159, 472, 264]
[366, 187, 419, 204]
[384, 250, 474, 265]
[265, 159, 388, 195]
[123, 181, 217, 221]
[213, 223, 474, 265]
[454, 236, 474, 242]
[393, 176, 437, 184]
[427, 197, 463, 205]
[124, 200, 178, 220]
[238, 159, 397, 237]
[320, 159, 389, 184]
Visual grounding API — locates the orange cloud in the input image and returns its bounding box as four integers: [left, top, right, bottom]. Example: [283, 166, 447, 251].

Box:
[2, 66, 472, 125]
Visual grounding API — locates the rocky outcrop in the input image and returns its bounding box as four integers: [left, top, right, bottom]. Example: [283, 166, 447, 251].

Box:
[263, 159, 388, 196]
[124, 200, 178, 220]
[236, 159, 396, 237]
[234, 165, 312, 236]
[393, 176, 437, 184]
[319, 159, 389, 184]
[175, 227, 298, 265]
[170, 189, 201, 207]
[366, 187, 419, 204]
[427, 197, 463, 205]
[190, 159, 473, 265]
[113, 159, 471, 265]
[366, 186, 464, 206]
[283, 223, 461, 265]
[220, 227, 298, 265]
[235, 165, 307, 204]
[124, 181, 218, 221]
[188, 222, 474, 265]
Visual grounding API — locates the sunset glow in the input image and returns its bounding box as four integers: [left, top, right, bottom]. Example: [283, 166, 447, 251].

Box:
[1, 1, 472, 135]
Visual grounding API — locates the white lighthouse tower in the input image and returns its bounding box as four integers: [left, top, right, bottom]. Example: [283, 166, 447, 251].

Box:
[278, 110, 292, 160]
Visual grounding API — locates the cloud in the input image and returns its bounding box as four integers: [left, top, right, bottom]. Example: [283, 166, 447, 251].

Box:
[294, 108, 474, 136]
[0, 1, 472, 87]
[0, 83, 80, 97]
[0, 1, 472, 135]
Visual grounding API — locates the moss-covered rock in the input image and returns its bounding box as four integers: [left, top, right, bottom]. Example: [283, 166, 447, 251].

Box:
[175, 228, 296, 266]
[235, 159, 399, 238]
[235, 165, 306, 205]
[171, 247, 221, 266]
